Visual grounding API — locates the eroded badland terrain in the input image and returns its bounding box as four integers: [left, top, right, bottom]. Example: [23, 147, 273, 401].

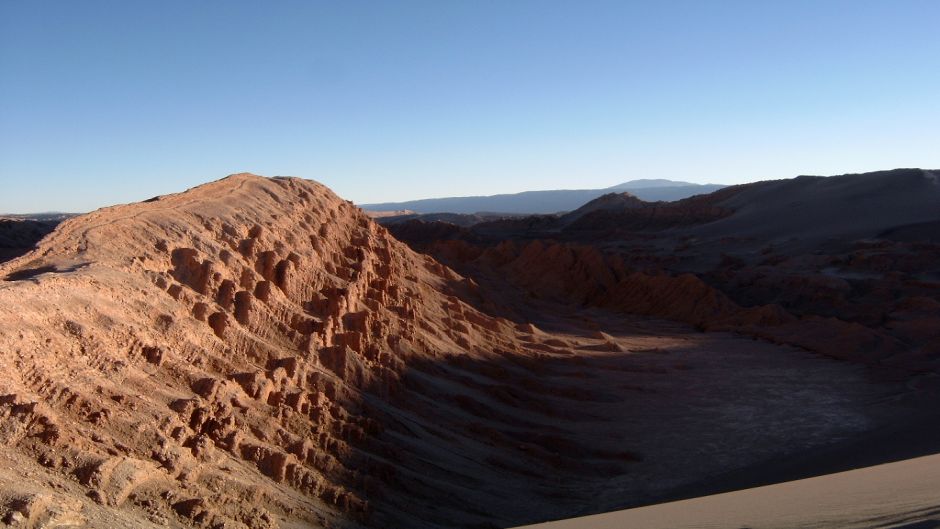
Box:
[1, 171, 938, 528]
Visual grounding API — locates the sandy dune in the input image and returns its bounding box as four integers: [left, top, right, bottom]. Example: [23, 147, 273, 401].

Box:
[692, 168, 940, 250]
[517, 452, 940, 529]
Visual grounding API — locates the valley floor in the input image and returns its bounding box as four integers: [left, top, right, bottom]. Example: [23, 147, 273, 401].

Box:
[355, 293, 932, 526]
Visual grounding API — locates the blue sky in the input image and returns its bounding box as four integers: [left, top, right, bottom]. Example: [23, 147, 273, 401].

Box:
[1, 1, 939, 213]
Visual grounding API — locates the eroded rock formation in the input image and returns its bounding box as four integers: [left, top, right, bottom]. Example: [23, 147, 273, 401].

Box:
[0, 172, 933, 529]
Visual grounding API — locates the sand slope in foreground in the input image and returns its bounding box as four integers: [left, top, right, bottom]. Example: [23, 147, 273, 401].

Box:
[518, 453, 940, 529]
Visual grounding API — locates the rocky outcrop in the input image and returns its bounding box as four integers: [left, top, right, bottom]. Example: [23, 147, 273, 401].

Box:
[0, 175, 663, 528]
[386, 171, 940, 372]
[394, 234, 921, 369]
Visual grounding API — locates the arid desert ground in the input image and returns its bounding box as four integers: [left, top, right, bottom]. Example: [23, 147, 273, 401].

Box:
[1, 171, 939, 528]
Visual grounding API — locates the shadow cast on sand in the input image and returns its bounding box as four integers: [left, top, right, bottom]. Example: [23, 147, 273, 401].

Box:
[346, 338, 940, 528]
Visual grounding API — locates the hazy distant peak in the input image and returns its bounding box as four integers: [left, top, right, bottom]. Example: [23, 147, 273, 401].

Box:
[361, 181, 727, 215]
[607, 179, 699, 189]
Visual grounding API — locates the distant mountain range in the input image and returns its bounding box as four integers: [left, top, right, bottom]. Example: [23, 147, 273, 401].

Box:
[0, 212, 77, 221]
[359, 179, 725, 215]
[387, 168, 940, 251]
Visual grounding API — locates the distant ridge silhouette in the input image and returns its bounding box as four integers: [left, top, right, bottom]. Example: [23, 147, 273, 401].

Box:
[360, 179, 725, 214]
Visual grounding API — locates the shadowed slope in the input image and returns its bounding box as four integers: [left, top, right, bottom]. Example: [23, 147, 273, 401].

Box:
[0, 218, 62, 263]
[691, 168, 940, 249]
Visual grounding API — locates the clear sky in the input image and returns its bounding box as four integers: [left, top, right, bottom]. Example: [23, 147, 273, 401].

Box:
[1, 1, 939, 213]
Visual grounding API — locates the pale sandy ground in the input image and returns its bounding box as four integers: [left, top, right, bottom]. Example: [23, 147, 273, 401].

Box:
[517, 453, 940, 529]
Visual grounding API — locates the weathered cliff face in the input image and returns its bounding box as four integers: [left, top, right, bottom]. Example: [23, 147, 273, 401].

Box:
[391, 230, 936, 372]
[385, 170, 940, 374]
[0, 174, 647, 528]
[704, 240, 940, 368]
[0, 175, 410, 526]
